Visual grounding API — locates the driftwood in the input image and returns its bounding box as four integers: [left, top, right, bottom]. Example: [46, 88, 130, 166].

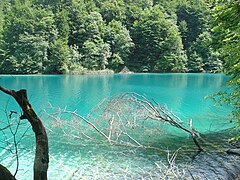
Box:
[226, 148, 240, 155]
[0, 86, 49, 180]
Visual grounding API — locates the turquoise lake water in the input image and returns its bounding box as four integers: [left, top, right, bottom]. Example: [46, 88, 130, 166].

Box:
[0, 74, 239, 179]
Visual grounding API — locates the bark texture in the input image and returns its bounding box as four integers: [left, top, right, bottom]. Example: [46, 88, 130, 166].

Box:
[0, 86, 49, 180]
[0, 164, 16, 180]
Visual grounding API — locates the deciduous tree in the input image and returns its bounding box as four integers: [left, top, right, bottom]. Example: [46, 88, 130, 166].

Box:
[131, 5, 186, 72]
[104, 20, 134, 71]
[211, 0, 240, 138]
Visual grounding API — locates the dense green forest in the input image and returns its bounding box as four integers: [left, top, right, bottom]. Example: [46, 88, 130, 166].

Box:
[0, 0, 228, 74]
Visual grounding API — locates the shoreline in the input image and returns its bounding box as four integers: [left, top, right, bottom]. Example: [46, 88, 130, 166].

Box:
[0, 72, 226, 76]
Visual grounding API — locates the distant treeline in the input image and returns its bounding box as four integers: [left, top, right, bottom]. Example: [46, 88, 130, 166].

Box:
[0, 0, 223, 74]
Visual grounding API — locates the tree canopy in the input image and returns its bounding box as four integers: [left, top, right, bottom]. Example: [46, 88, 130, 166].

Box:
[0, 0, 223, 74]
[211, 0, 240, 137]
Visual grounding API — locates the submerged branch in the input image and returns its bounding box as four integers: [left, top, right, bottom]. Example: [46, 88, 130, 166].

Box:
[122, 92, 203, 150]
[63, 110, 110, 140]
[46, 92, 203, 151]
[226, 148, 240, 155]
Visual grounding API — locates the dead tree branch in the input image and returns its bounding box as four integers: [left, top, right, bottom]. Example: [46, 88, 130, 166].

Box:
[46, 92, 203, 152]
[0, 105, 29, 177]
[0, 86, 49, 180]
[98, 92, 202, 150]
[122, 92, 203, 151]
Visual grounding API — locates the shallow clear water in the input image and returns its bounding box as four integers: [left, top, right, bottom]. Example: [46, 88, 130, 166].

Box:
[0, 74, 239, 179]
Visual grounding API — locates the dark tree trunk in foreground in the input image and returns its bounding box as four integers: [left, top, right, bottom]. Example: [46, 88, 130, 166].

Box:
[0, 86, 49, 180]
[0, 164, 16, 180]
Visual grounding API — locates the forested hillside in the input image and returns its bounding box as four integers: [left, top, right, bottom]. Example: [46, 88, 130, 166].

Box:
[0, 0, 223, 74]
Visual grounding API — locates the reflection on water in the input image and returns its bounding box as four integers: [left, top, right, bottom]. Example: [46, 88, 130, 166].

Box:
[0, 73, 238, 179]
[0, 73, 229, 117]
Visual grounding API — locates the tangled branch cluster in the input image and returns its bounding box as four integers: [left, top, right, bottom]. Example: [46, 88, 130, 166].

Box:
[46, 92, 202, 151]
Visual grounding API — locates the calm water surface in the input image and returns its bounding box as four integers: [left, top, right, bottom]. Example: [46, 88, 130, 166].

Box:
[0, 74, 239, 179]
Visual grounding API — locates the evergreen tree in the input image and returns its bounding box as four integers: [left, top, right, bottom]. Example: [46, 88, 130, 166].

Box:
[69, 11, 105, 52]
[68, 0, 88, 47]
[124, 0, 153, 31]
[45, 9, 71, 73]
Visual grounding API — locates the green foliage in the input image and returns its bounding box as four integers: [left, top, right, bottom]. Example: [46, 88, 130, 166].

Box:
[0, 0, 225, 74]
[68, 44, 85, 73]
[99, 0, 126, 23]
[105, 20, 134, 71]
[187, 51, 204, 73]
[0, 1, 3, 36]
[69, 11, 105, 52]
[0, 1, 56, 74]
[0, 1, 5, 64]
[176, 0, 210, 50]
[188, 31, 223, 72]
[15, 33, 48, 73]
[82, 39, 111, 70]
[0, 56, 19, 74]
[54, 10, 69, 41]
[109, 53, 124, 71]
[131, 5, 187, 72]
[47, 38, 70, 74]
[211, 0, 240, 133]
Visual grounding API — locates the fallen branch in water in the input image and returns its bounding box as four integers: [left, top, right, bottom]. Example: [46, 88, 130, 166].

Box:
[226, 148, 240, 155]
[122, 92, 203, 151]
[45, 92, 203, 151]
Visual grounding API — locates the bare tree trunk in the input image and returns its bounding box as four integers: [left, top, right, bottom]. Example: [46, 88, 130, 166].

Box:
[0, 164, 16, 180]
[0, 86, 49, 180]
